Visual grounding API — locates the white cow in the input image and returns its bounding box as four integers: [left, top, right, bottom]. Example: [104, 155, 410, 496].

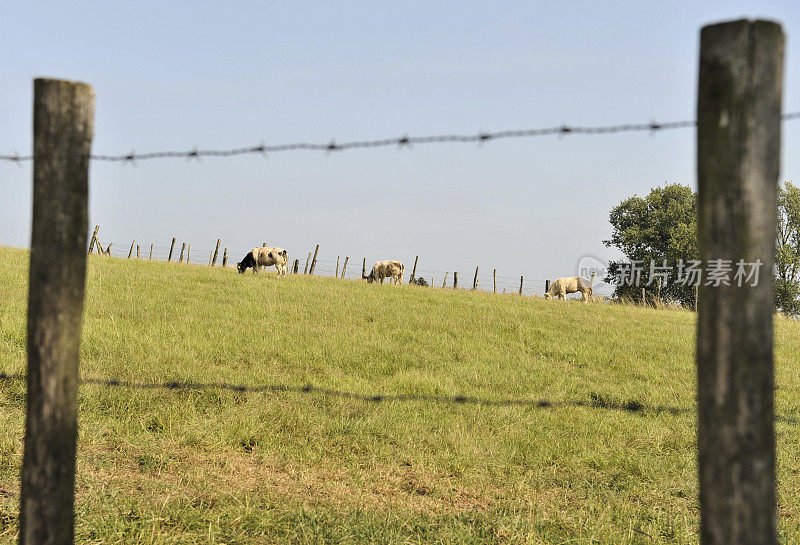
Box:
[364, 260, 404, 285]
[237, 247, 288, 277]
[544, 276, 593, 302]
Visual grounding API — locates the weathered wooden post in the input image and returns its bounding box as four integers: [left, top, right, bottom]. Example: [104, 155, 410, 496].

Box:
[545, 279, 550, 295]
[87, 225, 99, 254]
[341, 256, 349, 278]
[168, 237, 176, 262]
[410, 256, 419, 283]
[473, 266, 479, 290]
[136, 245, 140, 259]
[493, 269, 497, 293]
[105, 243, 112, 256]
[149, 244, 153, 260]
[212, 238, 221, 266]
[362, 258, 367, 280]
[519, 276, 523, 295]
[309, 244, 320, 275]
[127, 240, 135, 258]
[94, 239, 104, 254]
[187, 244, 191, 263]
[335, 256, 340, 278]
[222, 248, 228, 267]
[21, 77, 94, 545]
[304, 252, 312, 274]
[442, 272, 448, 288]
[293, 259, 300, 274]
[209, 251, 213, 266]
[453, 272, 458, 289]
[696, 19, 783, 545]
[179, 242, 186, 263]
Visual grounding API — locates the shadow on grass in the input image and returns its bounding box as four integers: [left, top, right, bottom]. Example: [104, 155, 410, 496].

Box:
[2, 370, 797, 424]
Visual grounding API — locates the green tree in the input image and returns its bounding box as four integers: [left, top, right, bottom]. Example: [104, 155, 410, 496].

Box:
[603, 183, 697, 307]
[775, 181, 800, 315]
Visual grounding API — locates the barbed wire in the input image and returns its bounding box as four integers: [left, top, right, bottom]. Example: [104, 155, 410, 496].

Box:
[0, 116, 742, 165]
[3, 113, 800, 165]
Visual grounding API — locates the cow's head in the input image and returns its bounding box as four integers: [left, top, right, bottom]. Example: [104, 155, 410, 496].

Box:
[237, 251, 255, 273]
[364, 271, 376, 283]
[544, 293, 552, 300]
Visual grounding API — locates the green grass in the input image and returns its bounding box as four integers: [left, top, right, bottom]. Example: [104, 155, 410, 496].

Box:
[1, 246, 800, 543]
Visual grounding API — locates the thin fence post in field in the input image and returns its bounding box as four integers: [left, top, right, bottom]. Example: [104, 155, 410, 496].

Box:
[519, 276, 523, 295]
[341, 256, 349, 278]
[87, 224, 99, 254]
[695, 283, 699, 311]
[149, 244, 153, 260]
[493, 269, 497, 293]
[222, 248, 228, 267]
[212, 239, 221, 266]
[21, 77, 94, 545]
[304, 252, 312, 274]
[208, 252, 213, 266]
[442, 272, 448, 288]
[410, 256, 419, 283]
[105, 243, 112, 256]
[95, 238, 104, 255]
[168, 237, 176, 262]
[309, 244, 320, 275]
[453, 271, 458, 289]
[473, 266, 479, 290]
[696, 19, 783, 545]
[293, 259, 299, 274]
[335, 256, 340, 278]
[179, 242, 186, 263]
[657, 277, 662, 305]
[187, 244, 191, 263]
[136, 245, 140, 259]
[545, 279, 550, 295]
[362, 258, 366, 280]
[127, 240, 135, 259]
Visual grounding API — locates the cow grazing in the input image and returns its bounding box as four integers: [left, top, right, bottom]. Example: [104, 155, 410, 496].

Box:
[364, 260, 404, 285]
[544, 276, 593, 302]
[237, 247, 289, 277]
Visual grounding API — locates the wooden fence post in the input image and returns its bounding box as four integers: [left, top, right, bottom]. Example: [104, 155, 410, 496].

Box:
[127, 240, 135, 258]
[149, 243, 153, 260]
[335, 256, 340, 278]
[362, 258, 367, 280]
[105, 243, 112, 256]
[473, 266, 479, 290]
[696, 20, 783, 545]
[519, 276, 523, 295]
[309, 244, 320, 275]
[293, 259, 299, 274]
[212, 239, 221, 266]
[179, 242, 186, 263]
[493, 269, 497, 293]
[453, 272, 458, 289]
[410, 256, 419, 283]
[87, 225, 99, 254]
[21, 77, 94, 545]
[209, 252, 213, 266]
[222, 248, 228, 267]
[545, 279, 550, 295]
[168, 237, 176, 262]
[442, 272, 448, 288]
[136, 245, 140, 259]
[94, 239, 104, 255]
[342, 256, 349, 278]
[187, 244, 191, 263]
[304, 252, 312, 274]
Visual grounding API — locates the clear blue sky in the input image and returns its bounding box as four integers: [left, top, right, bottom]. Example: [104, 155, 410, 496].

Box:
[2, 1, 800, 293]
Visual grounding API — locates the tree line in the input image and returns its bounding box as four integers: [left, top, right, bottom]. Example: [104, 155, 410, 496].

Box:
[605, 182, 800, 314]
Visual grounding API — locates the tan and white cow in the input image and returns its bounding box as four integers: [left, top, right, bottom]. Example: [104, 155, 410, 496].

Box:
[364, 260, 404, 285]
[237, 247, 289, 277]
[544, 276, 593, 302]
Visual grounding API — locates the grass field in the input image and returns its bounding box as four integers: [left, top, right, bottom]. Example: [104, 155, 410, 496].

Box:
[1, 246, 800, 544]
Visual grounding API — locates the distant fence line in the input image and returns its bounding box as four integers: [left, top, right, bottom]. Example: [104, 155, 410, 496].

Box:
[89, 227, 553, 296]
